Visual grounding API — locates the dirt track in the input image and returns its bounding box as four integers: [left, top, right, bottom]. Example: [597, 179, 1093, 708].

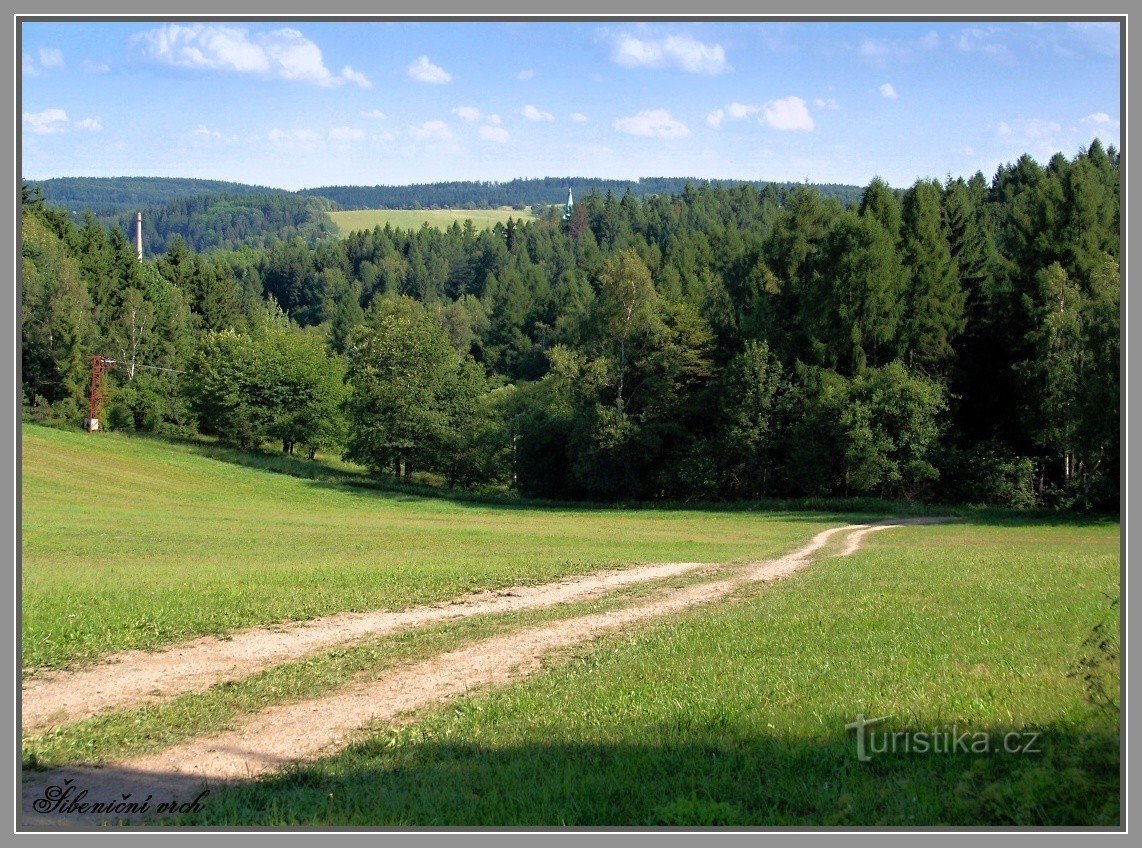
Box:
[20, 517, 949, 827]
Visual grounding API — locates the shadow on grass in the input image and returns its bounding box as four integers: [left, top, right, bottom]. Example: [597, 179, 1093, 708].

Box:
[25, 719, 1117, 828]
[131, 431, 1119, 527]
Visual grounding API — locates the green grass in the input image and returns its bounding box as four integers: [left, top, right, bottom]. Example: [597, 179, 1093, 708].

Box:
[168, 517, 1120, 827]
[329, 208, 535, 235]
[23, 560, 731, 771]
[21, 424, 845, 671]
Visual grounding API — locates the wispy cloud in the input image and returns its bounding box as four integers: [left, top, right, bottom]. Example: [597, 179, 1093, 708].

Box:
[408, 120, 453, 141]
[953, 27, 1014, 63]
[479, 124, 510, 143]
[570, 112, 589, 123]
[609, 32, 731, 75]
[1082, 112, 1118, 127]
[23, 107, 101, 134]
[813, 97, 839, 110]
[360, 109, 387, 120]
[39, 48, 64, 68]
[407, 55, 451, 84]
[137, 25, 371, 88]
[522, 104, 555, 122]
[859, 30, 940, 66]
[453, 106, 484, 122]
[329, 126, 364, 142]
[83, 59, 111, 74]
[517, 68, 534, 80]
[267, 127, 323, 150]
[613, 108, 690, 138]
[879, 83, 899, 100]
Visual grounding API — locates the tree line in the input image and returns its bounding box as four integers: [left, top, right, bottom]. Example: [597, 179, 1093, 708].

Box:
[298, 176, 865, 210]
[20, 142, 1120, 509]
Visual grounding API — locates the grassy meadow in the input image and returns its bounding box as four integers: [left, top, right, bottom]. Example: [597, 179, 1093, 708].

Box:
[20, 423, 1120, 826]
[173, 517, 1121, 827]
[21, 423, 845, 671]
[329, 207, 536, 235]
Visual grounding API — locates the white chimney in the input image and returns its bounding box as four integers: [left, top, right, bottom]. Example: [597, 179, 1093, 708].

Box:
[135, 212, 143, 261]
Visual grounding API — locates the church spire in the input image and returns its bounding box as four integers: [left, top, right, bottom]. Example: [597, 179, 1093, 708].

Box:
[562, 186, 574, 221]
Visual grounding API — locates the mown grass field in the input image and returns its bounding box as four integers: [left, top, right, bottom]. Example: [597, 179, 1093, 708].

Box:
[20, 424, 1120, 826]
[173, 516, 1121, 827]
[21, 423, 846, 671]
[329, 207, 536, 235]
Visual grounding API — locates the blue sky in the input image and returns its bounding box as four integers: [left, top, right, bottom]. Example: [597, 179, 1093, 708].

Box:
[20, 19, 1121, 191]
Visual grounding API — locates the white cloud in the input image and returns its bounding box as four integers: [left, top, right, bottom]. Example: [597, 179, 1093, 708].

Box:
[517, 69, 534, 80]
[408, 120, 453, 141]
[360, 109, 388, 120]
[813, 97, 839, 110]
[954, 27, 1013, 62]
[570, 112, 589, 123]
[267, 127, 322, 150]
[340, 66, 372, 89]
[22, 54, 40, 77]
[708, 97, 812, 131]
[479, 124, 510, 143]
[83, 59, 110, 74]
[1082, 112, 1116, 126]
[23, 107, 101, 134]
[611, 33, 730, 75]
[1023, 118, 1062, 138]
[762, 96, 813, 131]
[188, 124, 236, 144]
[371, 130, 397, 143]
[137, 25, 370, 88]
[24, 108, 69, 133]
[996, 121, 1013, 137]
[728, 101, 761, 120]
[613, 108, 690, 138]
[859, 31, 941, 65]
[453, 106, 483, 122]
[487, 114, 502, 125]
[39, 48, 64, 68]
[879, 83, 899, 100]
[329, 125, 364, 142]
[408, 55, 451, 84]
[522, 104, 555, 122]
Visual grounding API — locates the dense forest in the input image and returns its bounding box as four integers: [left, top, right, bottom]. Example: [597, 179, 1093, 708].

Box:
[30, 176, 289, 217]
[298, 177, 866, 210]
[21, 142, 1120, 510]
[113, 193, 340, 254]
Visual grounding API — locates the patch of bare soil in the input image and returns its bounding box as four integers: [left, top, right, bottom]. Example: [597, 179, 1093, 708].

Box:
[21, 518, 949, 826]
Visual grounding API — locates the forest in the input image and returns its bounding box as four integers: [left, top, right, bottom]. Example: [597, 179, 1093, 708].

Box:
[297, 176, 866, 210]
[20, 141, 1120, 510]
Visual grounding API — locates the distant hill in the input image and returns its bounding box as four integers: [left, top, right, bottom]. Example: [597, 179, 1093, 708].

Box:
[114, 193, 339, 254]
[29, 176, 290, 217]
[299, 176, 866, 210]
[24, 174, 868, 251]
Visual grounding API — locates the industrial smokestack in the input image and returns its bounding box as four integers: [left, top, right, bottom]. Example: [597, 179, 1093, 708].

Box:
[135, 212, 143, 262]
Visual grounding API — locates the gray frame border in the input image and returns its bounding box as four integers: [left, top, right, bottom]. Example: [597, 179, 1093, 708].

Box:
[6, 1, 1131, 842]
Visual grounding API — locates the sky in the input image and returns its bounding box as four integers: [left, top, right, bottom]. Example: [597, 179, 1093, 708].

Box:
[20, 19, 1122, 191]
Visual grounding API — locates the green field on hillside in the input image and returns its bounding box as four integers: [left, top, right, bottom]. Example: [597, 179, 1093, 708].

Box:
[329, 207, 537, 235]
[178, 515, 1121, 827]
[21, 424, 845, 670]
